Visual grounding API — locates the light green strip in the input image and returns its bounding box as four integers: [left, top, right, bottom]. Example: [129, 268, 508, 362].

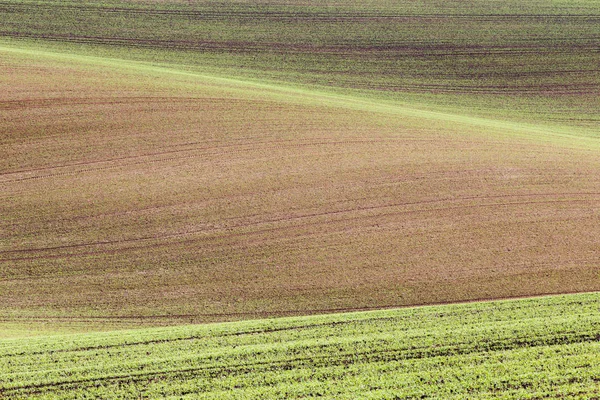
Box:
[1, 42, 598, 148]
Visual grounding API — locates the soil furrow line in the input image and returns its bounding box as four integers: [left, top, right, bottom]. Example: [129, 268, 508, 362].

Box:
[1, 139, 407, 182]
[2, 193, 599, 262]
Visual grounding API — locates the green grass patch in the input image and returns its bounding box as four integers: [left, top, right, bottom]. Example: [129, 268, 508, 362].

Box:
[1, 292, 599, 399]
[1, 0, 598, 134]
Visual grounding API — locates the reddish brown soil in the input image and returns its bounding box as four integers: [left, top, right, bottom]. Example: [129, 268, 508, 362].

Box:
[1, 51, 599, 326]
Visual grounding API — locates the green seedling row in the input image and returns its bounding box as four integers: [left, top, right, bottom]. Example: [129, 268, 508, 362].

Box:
[1, 293, 599, 399]
[1, 0, 598, 134]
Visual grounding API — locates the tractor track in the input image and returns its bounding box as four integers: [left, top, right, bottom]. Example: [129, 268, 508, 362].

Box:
[2, 192, 599, 262]
[0, 138, 585, 184]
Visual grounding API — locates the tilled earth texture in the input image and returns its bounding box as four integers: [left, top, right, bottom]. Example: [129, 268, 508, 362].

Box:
[1, 0, 599, 333]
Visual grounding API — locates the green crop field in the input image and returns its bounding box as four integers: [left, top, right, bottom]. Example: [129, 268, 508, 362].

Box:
[1, 0, 599, 133]
[1, 293, 599, 399]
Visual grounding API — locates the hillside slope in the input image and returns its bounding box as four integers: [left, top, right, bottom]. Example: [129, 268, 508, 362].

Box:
[1, 0, 599, 331]
[1, 0, 599, 134]
[1, 293, 599, 399]
[2, 44, 600, 331]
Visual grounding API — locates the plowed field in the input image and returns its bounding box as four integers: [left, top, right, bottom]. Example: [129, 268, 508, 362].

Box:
[1, 0, 599, 334]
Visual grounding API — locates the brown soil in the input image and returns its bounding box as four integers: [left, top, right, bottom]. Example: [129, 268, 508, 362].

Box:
[1, 50, 599, 326]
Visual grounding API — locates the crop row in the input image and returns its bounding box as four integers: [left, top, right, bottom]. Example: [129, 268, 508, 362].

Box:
[1, 0, 598, 129]
[1, 293, 598, 398]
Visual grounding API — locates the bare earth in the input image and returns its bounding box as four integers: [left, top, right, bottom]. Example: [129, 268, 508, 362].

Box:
[1, 48, 599, 331]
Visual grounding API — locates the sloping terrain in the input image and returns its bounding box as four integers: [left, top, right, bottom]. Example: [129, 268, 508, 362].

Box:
[1, 0, 599, 333]
[1, 293, 599, 399]
[1, 0, 598, 133]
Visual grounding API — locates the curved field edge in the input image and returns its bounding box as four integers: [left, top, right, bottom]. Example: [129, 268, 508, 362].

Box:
[0, 41, 598, 148]
[1, 0, 599, 137]
[0, 292, 599, 399]
[2, 40, 600, 328]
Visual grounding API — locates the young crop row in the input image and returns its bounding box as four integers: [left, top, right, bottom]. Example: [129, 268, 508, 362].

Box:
[1, 293, 599, 399]
[2, 0, 598, 131]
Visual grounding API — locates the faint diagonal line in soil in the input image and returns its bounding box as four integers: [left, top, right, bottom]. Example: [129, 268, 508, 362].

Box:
[1, 138, 419, 182]
[1, 192, 599, 262]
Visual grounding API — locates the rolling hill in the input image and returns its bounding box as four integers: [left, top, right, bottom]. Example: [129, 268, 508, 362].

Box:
[1, 0, 599, 335]
[2, 293, 599, 398]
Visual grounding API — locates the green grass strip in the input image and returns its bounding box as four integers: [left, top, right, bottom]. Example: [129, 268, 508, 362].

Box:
[1, 292, 599, 399]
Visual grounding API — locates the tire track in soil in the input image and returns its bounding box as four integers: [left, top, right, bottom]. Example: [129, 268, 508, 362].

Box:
[0, 165, 575, 228]
[1, 135, 584, 183]
[2, 192, 599, 263]
[1, 138, 431, 183]
[3, 30, 596, 58]
[0, 290, 596, 331]
[3, 1, 598, 20]
[0, 96, 240, 111]
[1, 316, 398, 357]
